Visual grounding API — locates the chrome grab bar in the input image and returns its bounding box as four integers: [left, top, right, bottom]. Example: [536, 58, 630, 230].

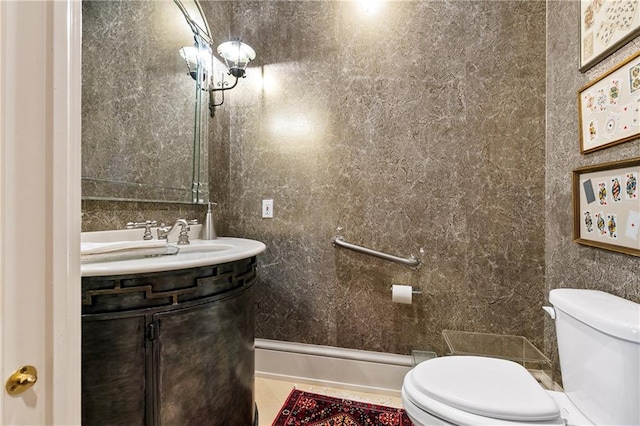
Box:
[331, 236, 421, 269]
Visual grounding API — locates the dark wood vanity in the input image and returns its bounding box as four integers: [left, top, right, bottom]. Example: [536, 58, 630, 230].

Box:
[81, 256, 258, 426]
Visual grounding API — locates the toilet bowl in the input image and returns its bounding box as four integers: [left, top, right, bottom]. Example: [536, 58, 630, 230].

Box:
[401, 289, 640, 426]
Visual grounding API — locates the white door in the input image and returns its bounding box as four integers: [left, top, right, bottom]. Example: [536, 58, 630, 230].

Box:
[0, 1, 81, 424]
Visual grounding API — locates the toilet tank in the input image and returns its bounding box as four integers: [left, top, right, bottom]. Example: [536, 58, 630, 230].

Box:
[550, 289, 640, 426]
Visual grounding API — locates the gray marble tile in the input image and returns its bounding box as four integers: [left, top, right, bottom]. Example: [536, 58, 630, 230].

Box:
[215, 0, 547, 355]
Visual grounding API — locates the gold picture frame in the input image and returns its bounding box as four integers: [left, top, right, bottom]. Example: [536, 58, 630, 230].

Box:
[578, 51, 640, 154]
[573, 157, 640, 256]
[580, 0, 640, 72]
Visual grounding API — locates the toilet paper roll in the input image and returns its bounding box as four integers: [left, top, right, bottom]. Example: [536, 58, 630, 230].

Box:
[392, 284, 412, 304]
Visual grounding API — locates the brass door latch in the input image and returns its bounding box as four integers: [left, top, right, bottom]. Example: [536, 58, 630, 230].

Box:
[5, 366, 37, 395]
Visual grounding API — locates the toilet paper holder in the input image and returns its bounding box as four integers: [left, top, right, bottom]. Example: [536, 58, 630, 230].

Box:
[390, 285, 422, 295]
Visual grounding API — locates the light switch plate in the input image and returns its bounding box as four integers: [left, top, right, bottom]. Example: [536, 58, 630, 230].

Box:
[262, 199, 273, 218]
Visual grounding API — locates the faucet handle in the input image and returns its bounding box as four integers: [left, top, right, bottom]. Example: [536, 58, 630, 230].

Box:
[125, 220, 158, 240]
[157, 223, 169, 240]
[187, 219, 199, 226]
[177, 227, 190, 245]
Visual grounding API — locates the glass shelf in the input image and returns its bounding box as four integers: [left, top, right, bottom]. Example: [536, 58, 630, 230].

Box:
[442, 330, 551, 371]
[411, 350, 437, 366]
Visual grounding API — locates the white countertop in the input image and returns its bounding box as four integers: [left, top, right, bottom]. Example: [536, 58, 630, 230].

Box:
[81, 229, 266, 277]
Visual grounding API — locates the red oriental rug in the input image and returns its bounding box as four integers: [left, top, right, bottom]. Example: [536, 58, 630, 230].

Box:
[271, 389, 413, 426]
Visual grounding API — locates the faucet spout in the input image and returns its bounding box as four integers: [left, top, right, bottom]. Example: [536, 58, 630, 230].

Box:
[157, 219, 190, 245]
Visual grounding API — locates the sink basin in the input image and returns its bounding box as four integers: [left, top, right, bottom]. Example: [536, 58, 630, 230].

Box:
[176, 241, 235, 254]
[81, 226, 266, 277]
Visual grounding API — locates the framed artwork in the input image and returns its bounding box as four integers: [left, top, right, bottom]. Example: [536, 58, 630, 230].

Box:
[578, 51, 640, 154]
[573, 157, 640, 256]
[580, 0, 640, 72]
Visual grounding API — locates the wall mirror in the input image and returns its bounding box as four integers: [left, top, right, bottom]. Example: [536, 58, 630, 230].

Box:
[81, 0, 211, 204]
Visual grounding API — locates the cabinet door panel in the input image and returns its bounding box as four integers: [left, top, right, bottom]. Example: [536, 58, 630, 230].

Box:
[82, 316, 147, 426]
[154, 288, 255, 426]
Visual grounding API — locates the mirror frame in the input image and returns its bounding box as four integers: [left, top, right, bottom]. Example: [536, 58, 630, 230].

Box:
[174, 0, 214, 204]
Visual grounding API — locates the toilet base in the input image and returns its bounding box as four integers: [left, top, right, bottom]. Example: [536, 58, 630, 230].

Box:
[546, 391, 593, 426]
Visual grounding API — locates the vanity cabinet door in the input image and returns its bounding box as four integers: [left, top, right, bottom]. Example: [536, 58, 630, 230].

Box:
[82, 315, 148, 426]
[152, 285, 255, 426]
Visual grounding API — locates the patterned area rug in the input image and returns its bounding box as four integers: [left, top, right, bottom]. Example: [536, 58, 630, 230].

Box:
[271, 389, 413, 426]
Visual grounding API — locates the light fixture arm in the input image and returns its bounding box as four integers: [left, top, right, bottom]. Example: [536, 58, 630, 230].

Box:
[209, 89, 224, 116]
[209, 74, 239, 93]
[208, 74, 239, 117]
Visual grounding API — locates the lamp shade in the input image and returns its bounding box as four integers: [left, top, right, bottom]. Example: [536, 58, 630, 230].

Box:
[217, 40, 256, 78]
[179, 44, 212, 81]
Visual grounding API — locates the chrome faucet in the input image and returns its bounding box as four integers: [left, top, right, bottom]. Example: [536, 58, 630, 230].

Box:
[157, 219, 190, 245]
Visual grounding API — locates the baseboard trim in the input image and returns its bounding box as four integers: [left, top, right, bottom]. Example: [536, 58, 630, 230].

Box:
[255, 339, 412, 397]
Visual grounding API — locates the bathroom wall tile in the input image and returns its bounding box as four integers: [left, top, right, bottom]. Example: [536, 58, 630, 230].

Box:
[546, 1, 640, 301]
[81, 200, 206, 232]
[221, 0, 547, 356]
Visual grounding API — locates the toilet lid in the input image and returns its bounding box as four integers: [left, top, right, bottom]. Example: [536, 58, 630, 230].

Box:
[407, 356, 560, 422]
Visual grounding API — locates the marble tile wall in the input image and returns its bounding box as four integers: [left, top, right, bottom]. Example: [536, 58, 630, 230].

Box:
[208, 0, 547, 355]
[545, 1, 640, 373]
[81, 200, 206, 232]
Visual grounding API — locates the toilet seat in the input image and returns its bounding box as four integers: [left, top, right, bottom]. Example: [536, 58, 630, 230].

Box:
[402, 356, 564, 426]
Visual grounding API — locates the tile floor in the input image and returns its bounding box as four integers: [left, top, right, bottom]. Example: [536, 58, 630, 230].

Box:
[255, 377, 403, 426]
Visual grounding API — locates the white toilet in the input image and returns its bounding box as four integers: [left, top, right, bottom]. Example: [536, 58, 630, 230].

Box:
[402, 289, 640, 425]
